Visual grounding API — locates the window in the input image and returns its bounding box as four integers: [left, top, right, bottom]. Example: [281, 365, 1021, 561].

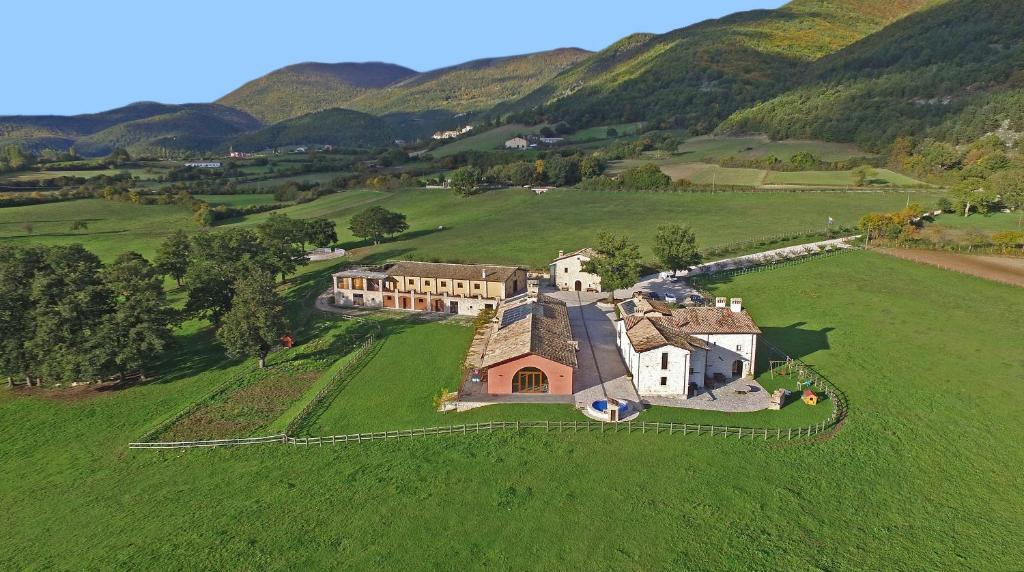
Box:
[485, 303, 494, 310]
[440, 281, 447, 287]
[661, 353, 669, 369]
[660, 377, 668, 386]
[424, 280, 431, 286]
[474, 283, 481, 290]
[456, 282, 463, 288]
[563, 268, 568, 273]
[736, 344, 743, 351]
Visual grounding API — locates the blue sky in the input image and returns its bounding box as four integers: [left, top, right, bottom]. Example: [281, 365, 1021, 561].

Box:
[2, 1, 785, 116]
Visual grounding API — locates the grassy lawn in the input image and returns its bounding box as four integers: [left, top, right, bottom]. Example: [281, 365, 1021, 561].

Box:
[194, 193, 279, 207]
[565, 122, 642, 142]
[1, 251, 1021, 569]
[236, 187, 939, 268]
[0, 198, 194, 260]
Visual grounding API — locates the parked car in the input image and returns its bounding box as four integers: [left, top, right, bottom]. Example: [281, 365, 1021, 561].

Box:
[689, 294, 704, 304]
[664, 293, 678, 303]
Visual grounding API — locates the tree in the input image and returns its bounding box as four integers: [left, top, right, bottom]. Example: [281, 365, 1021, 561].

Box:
[154, 229, 191, 287]
[605, 127, 619, 138]
[949, 178, 997, 217]
[216, 271, 287, 369]
[621, 163, 670, 189]
[652, 225, 702, 276]
[852, 165, 872, 187]
[25, 245, 114, 384]
[348, 206, 409, 245]
[303, 218, 338, 249]
[988, 168, 1024, 211]
[104, 147, 131, 167]
[582, 232, 642, 300]
[100, 252, 176, 380]
[0, 244, 42, 386]
[450, 166, 482, 196]
[20, 222, 33, 235]
[69, 220, 89, 232]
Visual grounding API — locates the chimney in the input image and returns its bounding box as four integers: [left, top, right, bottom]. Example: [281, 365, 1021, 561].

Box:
[481, 268, 487, 280]
[527, 277, 539, 299]
[715, 297, 727, 309]
[730, 298, 743, 313]
[558, 250, 565, 258]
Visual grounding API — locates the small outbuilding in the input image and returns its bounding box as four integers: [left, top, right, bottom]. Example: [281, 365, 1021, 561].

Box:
[802, 389, 818, 406]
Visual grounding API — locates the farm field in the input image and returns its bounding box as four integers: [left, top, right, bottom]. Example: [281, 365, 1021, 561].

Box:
[677, 135, 870, 163]
[564, 122, 642, 142]
[611, 158, 930, 188]
[1, 251, 1022, 569]
[933, 211, 1024, 232]
[0, 167, 159, 182]
[237, 171, 345, 189]
[873, 246, 1024, 287]
[0, 198, 193, 260]
[238, 187, 938, 268]
[194, 193, 278, 207]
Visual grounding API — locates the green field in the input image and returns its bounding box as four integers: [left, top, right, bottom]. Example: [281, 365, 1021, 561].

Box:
[565, 122, 642, 142]
[238, 171, 346, 189]
[677, 135, 870, 163]
[933, 211, 1024, 232]
[2, 251, 1021, 569]
[236, 187, 937, 268]
[194, 193, 278, 207]
[0, 199, 193, 260]
[0, 167, 159, 183]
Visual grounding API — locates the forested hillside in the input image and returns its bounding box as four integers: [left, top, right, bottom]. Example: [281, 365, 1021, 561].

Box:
[217, 49, 590, 123]
[503, 0, 938, 131]
[229, 108, 397, 151]
[717, 0, 1023, 150]
[216, 62, 418, 124]
[0, 103, 261, 156]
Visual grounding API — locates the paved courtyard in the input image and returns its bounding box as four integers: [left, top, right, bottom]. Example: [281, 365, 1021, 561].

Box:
[642, 377, 771, 412]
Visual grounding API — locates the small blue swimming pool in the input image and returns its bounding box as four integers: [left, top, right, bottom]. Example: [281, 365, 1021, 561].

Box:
[592, 400, 629, 415]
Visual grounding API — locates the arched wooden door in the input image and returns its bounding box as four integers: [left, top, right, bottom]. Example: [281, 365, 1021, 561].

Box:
[574, 280, 582, 291]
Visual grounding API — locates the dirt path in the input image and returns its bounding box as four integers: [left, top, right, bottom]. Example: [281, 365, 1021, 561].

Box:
[874, 247, 1024, 287]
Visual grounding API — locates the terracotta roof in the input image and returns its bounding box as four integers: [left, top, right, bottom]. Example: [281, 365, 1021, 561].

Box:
[618, 296, 673, 318]
[624, 315, 709, 353]
[552, 248, 596, 262]
[480, 295, 577, 368]
[385, 261, 521, 283]
[672, 307, 762, 335]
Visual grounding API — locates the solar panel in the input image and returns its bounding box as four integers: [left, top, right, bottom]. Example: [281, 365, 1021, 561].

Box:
[500, 304, 533, 329]
[620, 300, 637, 316]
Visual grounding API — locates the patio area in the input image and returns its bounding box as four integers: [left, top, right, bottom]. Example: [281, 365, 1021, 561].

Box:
[641, 377, 771, 412]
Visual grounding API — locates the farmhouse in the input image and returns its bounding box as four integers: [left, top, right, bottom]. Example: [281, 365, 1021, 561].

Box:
[549, 248, 601, 292]
[504, 136, 529, 150]
[477, 294, 577, 395]
[616, 295, 760, 398]
[332, 261, 527, 316]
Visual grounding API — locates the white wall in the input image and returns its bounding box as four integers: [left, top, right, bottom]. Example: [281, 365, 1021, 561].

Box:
[552, 255, 601, 292]
[691, 333, 757, 378]
[616, 321, 697, 398]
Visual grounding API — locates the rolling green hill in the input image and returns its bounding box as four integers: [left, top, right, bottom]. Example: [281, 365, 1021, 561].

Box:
[229, 108, 397, 151]
[717, 0, 1022, 150]
[0, 102, 261, 156]
[503, 0, 939, 131]
[216, 49, 591, 123]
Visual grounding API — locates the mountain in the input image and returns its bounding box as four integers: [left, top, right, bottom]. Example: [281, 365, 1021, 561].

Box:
[502, 0, 939, 131]
[216, 62, 418, 124]
[216, 49, 591, 123]
[229, 108, 398, 151]
[717, 0, 1024, 150]
[0, 102, 261, 156]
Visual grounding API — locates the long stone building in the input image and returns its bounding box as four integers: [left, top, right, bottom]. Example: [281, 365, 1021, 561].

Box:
[331, 261, 527, 316]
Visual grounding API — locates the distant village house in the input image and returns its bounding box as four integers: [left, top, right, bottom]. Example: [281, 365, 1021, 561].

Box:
[549, 248, 601, 292]
[504, 137, 529, 150]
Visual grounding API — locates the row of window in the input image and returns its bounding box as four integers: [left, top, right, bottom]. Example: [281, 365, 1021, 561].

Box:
[409, 278, 482, 290]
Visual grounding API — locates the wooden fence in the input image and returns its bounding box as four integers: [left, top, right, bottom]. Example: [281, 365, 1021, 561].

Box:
[129, 417, 838, 449]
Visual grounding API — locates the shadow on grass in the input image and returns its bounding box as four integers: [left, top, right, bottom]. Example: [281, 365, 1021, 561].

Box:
[760, 322, 833, 362]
